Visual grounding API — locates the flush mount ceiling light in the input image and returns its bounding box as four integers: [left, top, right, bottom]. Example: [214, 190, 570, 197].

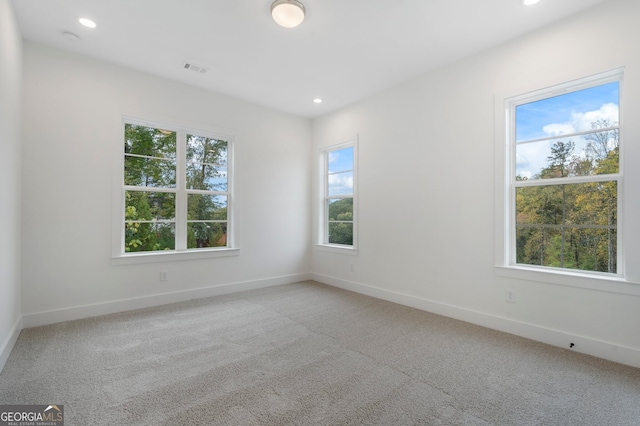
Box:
[271, 0, 306, 28]
[521, 0, 541, 5]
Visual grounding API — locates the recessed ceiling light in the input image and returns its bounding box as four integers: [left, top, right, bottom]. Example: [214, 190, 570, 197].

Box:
[313, 98, 322, 104]
[521, 0, 540, 5]
[78, 17, 97, 28]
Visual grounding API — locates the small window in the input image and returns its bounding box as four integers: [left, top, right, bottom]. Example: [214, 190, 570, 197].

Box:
[321, 141, 356, 249]
[506, 70, 622, 275]
[120, 120, 233, 257]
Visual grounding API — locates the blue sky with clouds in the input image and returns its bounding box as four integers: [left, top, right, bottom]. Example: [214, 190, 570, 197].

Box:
[515, 81, 619, 179]
[328, 146, 354, 196]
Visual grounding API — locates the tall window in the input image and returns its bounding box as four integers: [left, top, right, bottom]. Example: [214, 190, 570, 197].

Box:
[507, 71, 622, 274]
[122, 120, 232, 254]
[322, 142, 356, 248]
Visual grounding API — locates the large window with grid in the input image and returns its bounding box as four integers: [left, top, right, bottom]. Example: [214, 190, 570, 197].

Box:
[121, 119, 232, 255]
[506, 70, 622, 275]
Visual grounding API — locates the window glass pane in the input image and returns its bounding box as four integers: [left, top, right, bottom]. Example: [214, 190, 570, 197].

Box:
[125, 191, 175, 221]
[516, 185, 564, 226]
[516, 182, 617, 227]
[515, 82, 619, 143]
[328, 171, 353, 196]
[186, 163, 227, 191]
[516, 226, 616, 273]
[187, 135, 227, 165]
[125, 156, 176, 187]
[186, 136, 228, 191]
[328, 222, 353, 246]
[516, 181, 617, 273]
[515, 226, 560, 268]
[125, 222, 175, 252]
[328, 198, 353, 246]
[516, 131, 619, 180]
[124, 190, 175, 252]
[328, 198, 353, 221]
[188, 222, 227, 248]
[562, 227, 617, 273]
[124, 124, 176, 160]
[187, 194, 227, 221]
[328, 147, 353, 174]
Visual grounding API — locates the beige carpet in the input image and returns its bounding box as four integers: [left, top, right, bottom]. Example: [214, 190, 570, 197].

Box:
[1, 281, 639, 425]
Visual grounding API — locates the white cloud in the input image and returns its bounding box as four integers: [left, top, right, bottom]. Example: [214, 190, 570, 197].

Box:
[328, 174, 353, 191]
[541, 103, 618, 137]
[542, 123, 574, 137]
[573, 102, 619, 132]
[516, 141, 551, 179]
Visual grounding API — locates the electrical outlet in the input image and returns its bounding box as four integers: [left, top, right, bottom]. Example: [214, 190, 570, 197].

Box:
[505, 289, 516, 303]
[160, 271, 168, 281]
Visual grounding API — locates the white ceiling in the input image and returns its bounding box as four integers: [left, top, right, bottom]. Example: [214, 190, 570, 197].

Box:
[12, 0, 610, 118]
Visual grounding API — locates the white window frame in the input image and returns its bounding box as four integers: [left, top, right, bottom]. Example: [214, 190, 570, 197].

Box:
[317, 137, 358, 254]
[494, 69, 634, 290]
[112, 117, 238, 265]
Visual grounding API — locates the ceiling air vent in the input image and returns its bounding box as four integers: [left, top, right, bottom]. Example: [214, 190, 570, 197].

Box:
[183, 62, 208, 74]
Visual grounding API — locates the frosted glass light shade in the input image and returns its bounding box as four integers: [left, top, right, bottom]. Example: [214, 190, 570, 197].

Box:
[271, 0, 306, 28]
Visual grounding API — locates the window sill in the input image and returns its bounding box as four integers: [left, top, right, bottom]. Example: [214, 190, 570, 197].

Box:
[315, 244, 358, 256]
[494, 265, 640, 296]
[112, 248, 240, 265]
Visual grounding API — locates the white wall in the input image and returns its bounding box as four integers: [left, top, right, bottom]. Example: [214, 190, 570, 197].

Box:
[0, 0, 23, 370]
[20, 43, 311, 325]
[311, 0, 640, 367]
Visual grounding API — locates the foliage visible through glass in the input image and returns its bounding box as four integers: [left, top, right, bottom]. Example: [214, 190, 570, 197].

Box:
[513, 80, 619, 273]
[516, 130, 619, 180]
[187, 135, 228, 191]
[186, 135, 229, 249]
[187, 194, 227, 248]
[124, 191, 176, 252]
[328, 198, 353, 245]
[124, 124, 176, 188]
[516, 181, 617, 272]
[123, 123, 231, 253]
[326, 145, 354, 247]
[187, 222, 227, 249]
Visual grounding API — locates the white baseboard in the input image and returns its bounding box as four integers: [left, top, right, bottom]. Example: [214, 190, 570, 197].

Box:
[312, 273, 640, 369]
[22, 273, 311, 328]
[0, 315, 22, 373]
